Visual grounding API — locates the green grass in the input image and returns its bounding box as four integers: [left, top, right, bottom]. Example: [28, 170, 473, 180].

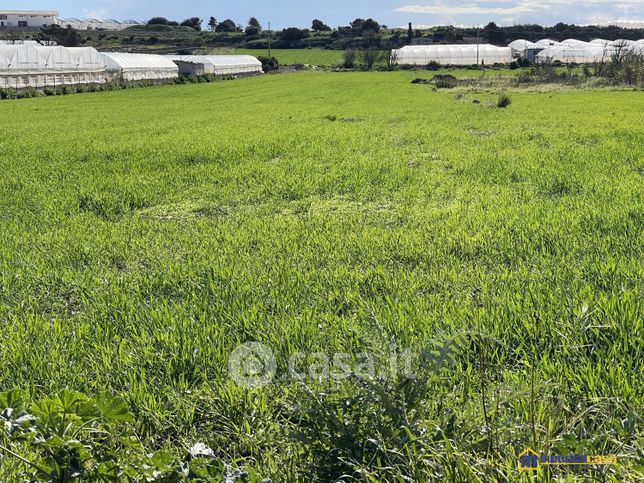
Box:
[211, 47, 345, 65]
[0, 71, 642, 480]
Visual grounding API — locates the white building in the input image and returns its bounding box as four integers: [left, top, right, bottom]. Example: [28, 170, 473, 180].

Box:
[0, 10, 58, 29]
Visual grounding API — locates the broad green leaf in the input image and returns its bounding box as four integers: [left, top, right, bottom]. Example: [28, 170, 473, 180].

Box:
[97, 392, 135, 423]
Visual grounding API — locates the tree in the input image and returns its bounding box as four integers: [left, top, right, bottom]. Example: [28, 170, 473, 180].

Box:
[311, 19, 331, 32]
[554, 22, 570, 33]
[147, 17, 169, 25]
[350, 18, 380, 34]
[39, 24, 80, 47]
[484, 21, 504, 44]
[215, 19, 239, 33]
[180, 17, 202, 31]
[360, 30, 382, 69]
[362, 18, 381, 34]
[361, 46, 381, 69]
[208, 17, 217, 32]
[280, 27, 309, 42]
[350, 18, 365, 33]
[245, 17, 262, 36]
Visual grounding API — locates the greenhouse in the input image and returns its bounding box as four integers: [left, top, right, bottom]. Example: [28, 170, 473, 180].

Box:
[101, 53, 179, 82]
[0, 45, 48, 89]
[508, 39, 546, 61]
[536, 45, 604, 64]
[168, 55, 263, 76]
[534, 39, 561, 47]
[34, 46, 78, 70]
[535, 39, 644, 64]
[508, 39, 541, 51]
[0, 44, 111, 89]
[67, 47, 106, 71]
[393, 44, 512, 66]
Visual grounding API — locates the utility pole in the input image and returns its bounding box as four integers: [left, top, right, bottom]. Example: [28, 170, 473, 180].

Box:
[476, 26, 480, 67]
[268, 21, 272, 58]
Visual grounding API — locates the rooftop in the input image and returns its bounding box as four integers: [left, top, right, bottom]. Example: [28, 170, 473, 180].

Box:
[0, 10, 59, 16]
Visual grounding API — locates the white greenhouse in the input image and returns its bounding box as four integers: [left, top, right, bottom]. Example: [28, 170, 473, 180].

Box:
[0, 44, 111, 89]
[393, 44, 512, 66]
[535, 40, 644, 64]
[0, 45, 47, 89]
[34, 46, 78, 70]
[508, 39, 541, 51]
[67, 47, 106, 70]
[101, 52, 179, 82]
[536, 46, 604, 64]
[167, 55, 263, 76]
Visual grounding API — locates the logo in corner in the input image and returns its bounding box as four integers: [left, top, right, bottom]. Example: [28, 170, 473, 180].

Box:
[519, 448, 539, 472]
[228, 342, 276, 389]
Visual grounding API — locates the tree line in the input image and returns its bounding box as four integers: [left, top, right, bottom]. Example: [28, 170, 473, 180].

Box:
[144, 16, 384, 35]
[36, 16, 644, 49]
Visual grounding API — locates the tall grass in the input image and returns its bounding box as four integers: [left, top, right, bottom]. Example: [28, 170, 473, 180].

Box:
[0, 71, 642, 480]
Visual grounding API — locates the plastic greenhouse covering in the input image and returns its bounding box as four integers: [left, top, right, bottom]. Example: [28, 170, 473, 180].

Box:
[67, 47, 106, 70]
[167, 55, 263, 76]
[393, 44, 512, 66]
[508, 39, 541, 51]
[34, 46, 79, 70]
[534, 40, 644, 64]
[1, 46, 181, 88]
[0, 45, 111, 89]
[536, 46, 606, 63]
[100, 52, 179, 81]
[507, 38, 644, 64]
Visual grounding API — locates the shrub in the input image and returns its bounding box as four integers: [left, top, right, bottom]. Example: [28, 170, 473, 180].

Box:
[431, 74, 458, 88]
[0, 390, 224, 481]
[497, 93, 512, 108]
[257, 56, 279, 72]
[343, 49, 357, 68]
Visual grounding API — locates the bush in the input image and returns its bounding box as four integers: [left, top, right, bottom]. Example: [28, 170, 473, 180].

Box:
[431, 74, 458, 88]
[257, 56, 279, 72]
[0, 389, 225, 481]
[509, 61, 520, 70]
[497, 94, 512, 108]
[343, 49, 357, 68]
[147, 16, 169, 25]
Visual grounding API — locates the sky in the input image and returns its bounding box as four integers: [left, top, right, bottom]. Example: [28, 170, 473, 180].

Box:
[7, 0, 644, 29]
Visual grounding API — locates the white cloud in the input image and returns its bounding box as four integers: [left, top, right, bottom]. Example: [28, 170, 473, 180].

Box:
[396, 0, 644, 17]
[396, 4, 534, 15]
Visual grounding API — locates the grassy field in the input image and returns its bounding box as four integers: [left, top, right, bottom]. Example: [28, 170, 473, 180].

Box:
[0, 71, 642, 480]
[210, 47, 345, 65]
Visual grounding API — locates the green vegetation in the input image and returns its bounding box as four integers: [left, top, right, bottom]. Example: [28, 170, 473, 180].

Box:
[5, 19, 642, 59]
[0, 71, 642, 480]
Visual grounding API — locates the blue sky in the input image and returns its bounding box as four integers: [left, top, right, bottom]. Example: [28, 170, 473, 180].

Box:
[8, 0, 644, 29]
